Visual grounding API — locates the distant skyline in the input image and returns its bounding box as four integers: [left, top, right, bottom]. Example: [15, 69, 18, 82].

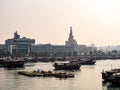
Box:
[1, 0, 120, 46]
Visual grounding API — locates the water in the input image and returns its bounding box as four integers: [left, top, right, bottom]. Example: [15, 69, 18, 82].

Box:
[0, 60, 120, 90]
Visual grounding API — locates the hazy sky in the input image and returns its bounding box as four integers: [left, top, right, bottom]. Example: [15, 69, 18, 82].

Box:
[1, 0, 120, 46]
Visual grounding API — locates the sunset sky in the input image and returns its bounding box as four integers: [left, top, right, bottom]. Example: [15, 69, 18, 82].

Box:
[0, 0, 120, 46]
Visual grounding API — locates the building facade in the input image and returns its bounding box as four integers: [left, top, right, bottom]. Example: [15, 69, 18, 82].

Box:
[31, 27, 80, 55]
[32, 44, 52, 53]
[78, 45, 97, 55]
[32, 27, 77, 54]
[52, 45, 75, 54]
[0, 44, 7, 51]
[5, 31, 35, 54]
[31, 27, 97, 56]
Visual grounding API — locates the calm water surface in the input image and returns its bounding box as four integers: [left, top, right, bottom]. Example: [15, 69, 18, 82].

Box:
[0, 60, 120, 90]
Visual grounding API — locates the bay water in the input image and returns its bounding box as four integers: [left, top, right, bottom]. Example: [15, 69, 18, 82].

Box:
[0, 60, 120, 90]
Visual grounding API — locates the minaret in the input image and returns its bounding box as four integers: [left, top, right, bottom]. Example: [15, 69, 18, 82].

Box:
[68, 27, 73, 41]
[65, 27, 77, 46]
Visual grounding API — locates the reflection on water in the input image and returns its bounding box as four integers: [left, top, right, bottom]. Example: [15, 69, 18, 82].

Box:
[0, 60, 120, 90]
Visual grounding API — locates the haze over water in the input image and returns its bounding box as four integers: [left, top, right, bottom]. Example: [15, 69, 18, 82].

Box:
[0, 60, 120, 90]
[1, 1, 120, 90]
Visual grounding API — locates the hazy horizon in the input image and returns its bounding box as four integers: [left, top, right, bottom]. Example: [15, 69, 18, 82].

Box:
[1, 0, 120, 46]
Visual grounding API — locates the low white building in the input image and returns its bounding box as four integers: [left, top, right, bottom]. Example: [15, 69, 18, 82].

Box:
[52, 45, 75, 54]
[32, 44, 52, 53]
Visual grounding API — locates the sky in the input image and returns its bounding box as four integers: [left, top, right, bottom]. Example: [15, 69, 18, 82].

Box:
[0, 0, 120, 46]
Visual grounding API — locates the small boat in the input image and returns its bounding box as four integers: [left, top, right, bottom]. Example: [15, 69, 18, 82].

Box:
[102, 69, 120, 85]
[53, 60, 81, 70]
[0, 58, 25, 68]
[80, 59, 96, 65]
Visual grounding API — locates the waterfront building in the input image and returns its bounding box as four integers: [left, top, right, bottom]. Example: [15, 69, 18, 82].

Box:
[32, 44, 75, 55]
[65, 27, 79, 54]
[0, 27, 98, 57]
[78, 45, 87, 55]
[5, 31, 35, 54]
[3, 28, 96, 56]
[31, 27, 79, 55]
[0, 44, 7, 51]
[32, 44, 52, 53]
[65, 27, 97, 55]
[52, 45, 75, 54]
[31, 27, 96, 56]
[78, 45, 97, 55]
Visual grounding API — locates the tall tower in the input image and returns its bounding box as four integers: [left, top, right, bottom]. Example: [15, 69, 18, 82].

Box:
[68, 27, 73, 41]
[65, 27, 77, 46]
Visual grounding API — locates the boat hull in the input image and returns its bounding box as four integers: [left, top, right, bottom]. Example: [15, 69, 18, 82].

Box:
[2, 61, 25, 68]
[81, 60, 96, 65]
[53, 61, 81, 70]
[54, 65, 81, 70]
[0, 59, 25, 68]
[102, 69, 120, 85]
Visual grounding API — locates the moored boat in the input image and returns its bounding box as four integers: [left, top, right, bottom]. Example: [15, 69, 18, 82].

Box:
[0, 58, 25, 68]
[53, 60, 81, 70]
[102, 69, 120, 85]
[80, 59, 96, 65]
[111, 73, 120, 85]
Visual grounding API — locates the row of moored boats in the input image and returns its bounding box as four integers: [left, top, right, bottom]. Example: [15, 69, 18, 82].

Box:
[0, 57, 96, 69]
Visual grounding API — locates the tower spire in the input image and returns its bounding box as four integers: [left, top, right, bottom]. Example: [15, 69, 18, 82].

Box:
[69, 27, 73, 41]
[70, 27, 72, 36]
[65, 27, 77, 46]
